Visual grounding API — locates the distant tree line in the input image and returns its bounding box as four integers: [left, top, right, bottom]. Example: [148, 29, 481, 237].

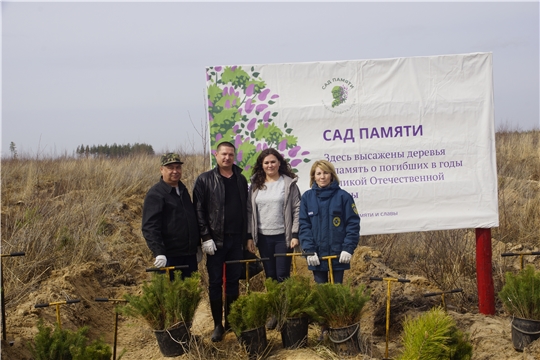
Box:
[76, 143, 154, 158]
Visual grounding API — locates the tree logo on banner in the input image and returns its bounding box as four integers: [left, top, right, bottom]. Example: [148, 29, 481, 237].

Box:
[321, 77, 357, 114]
[331, 85, 348, 107]
[206, 65, 311, 178]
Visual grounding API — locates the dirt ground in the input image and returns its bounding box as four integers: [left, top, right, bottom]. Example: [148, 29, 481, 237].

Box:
[2, 244, 540, 360]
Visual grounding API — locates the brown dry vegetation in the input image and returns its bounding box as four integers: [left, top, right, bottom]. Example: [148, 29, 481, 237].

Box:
[1, 129, 539, 359]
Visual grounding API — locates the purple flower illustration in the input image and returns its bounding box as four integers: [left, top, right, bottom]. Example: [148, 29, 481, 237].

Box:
[288, 146, 301, 158]
[258, 89, 270, 101]
[206, 65, 311, 175]
[290, 159, 302, 167]
[256, 104, 268, 113]
[246, 84, 255, 97]
[245, 99, 255, 114]
[247, 118, 257, 131]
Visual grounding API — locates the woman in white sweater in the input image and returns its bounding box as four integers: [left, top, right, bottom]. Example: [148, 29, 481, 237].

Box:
[246, 148, 301, 283]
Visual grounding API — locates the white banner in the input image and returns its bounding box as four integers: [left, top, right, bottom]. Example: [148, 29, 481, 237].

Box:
[205, 52, 499, 235]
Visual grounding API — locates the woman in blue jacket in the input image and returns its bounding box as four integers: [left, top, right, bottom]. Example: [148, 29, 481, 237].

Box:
[299, 159, 360, 285]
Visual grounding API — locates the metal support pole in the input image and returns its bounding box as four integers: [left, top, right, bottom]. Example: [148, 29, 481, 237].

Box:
[476, 228, 495, 315]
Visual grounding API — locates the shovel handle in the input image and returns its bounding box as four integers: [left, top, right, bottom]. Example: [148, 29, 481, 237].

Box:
[225, 258, 269, 264]
[274, 252, 315, 257]
[502, 252, 540, 257]
[34, 299, 80, 308]
[145, 265, 188, 272]
[1, 252, 26, 257]
[369, 276, 410, 283]
[424, 288, 463, 297]
[95, 297, 128, 303]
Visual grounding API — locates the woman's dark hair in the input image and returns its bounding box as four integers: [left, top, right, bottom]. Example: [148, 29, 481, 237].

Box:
[251, 148, 296, 190]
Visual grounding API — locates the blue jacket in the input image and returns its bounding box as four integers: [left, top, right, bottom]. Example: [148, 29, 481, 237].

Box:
[299, 181, 360, 272]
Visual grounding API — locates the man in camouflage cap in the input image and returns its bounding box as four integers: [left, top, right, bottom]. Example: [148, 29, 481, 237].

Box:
[142, 153, 201, 279]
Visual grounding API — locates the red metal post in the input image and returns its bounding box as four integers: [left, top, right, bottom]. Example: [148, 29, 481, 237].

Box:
[476, 228, 495, 314]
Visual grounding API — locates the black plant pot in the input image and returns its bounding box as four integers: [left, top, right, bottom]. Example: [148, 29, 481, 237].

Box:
[328, 322, 361, 356]
[153, 322, 190, 357]
[239, 326, 267, 359]
[280, 317, 308, 349]
[511, 316, 540, 352]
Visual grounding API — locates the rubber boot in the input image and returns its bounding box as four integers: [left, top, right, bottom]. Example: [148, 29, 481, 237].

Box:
[266, 315, 277, 330]
[317, 324, 329, 342]
[210, 298, 224, 342]
[224, 294, 238, 332]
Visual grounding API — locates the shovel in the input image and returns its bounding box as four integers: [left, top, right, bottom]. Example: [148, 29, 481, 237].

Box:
[501, 251, 540, 271]
[1, 251, 25, 343]
[370, 276, 410, 360]
[34, 299, 81, 330]
[225, 257, 269, 294]
[95, 297, 128, 360]
[274, 252, 315, 275]
[146, 265, 188, 281]
[423, 288, 463, 312]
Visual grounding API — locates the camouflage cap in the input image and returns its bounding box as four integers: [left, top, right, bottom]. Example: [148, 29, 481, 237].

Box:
[160, 153, 183, 166]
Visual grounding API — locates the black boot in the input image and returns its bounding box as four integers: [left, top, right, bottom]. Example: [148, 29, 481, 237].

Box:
[210, 298, 224, 342]
[224, 294, 238, 332]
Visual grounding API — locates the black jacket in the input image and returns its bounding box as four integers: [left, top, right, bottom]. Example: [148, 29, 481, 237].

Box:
[193, 164, 248, 248]
[142, 178, 200, 257]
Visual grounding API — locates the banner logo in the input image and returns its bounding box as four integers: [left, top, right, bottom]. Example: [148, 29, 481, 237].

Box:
[321, 78, 356, 114]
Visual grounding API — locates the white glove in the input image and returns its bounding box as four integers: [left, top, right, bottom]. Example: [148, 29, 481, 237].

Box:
[154, 255, 167, 268]
[202, 240, 217, 256]
[196, 247, 203, 263]
[307, 253, 320, 266]
[339, 251, 352, 264]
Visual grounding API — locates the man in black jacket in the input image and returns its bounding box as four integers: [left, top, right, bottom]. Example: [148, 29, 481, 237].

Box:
[142, 153, 201, 279]
[193, 141, 248, 342]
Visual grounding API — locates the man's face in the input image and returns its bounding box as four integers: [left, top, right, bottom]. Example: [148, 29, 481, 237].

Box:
[215, 145, 235, 170]
[160, 163, 182, 186]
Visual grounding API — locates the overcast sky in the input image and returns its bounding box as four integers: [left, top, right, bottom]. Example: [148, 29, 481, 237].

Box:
[2, 1, 539, 157]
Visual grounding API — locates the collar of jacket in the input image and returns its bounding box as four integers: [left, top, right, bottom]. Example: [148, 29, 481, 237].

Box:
[212, 163, 243, 178]
[159, 177, 186, 193]
[312, 180, 339, 196]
